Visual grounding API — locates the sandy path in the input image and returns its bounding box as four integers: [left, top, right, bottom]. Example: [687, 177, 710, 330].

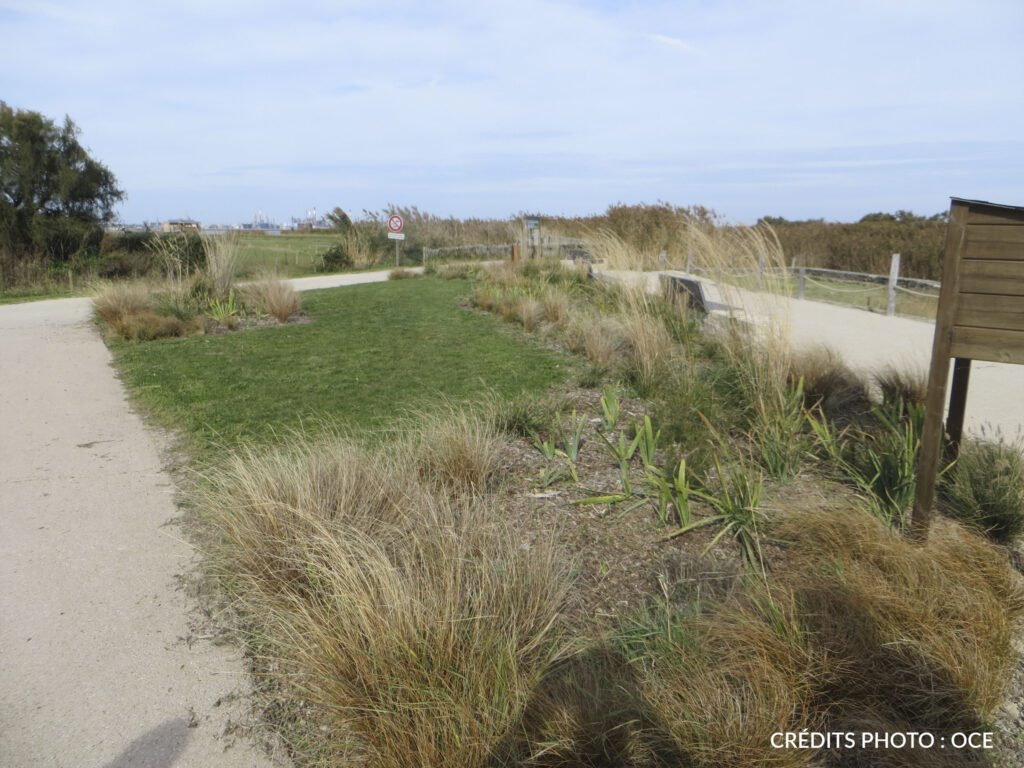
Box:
[0, 298, 284, 768]
[601, 268, 1024, 438]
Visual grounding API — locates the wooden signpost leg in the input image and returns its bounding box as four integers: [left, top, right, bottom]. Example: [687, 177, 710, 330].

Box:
[911, 202, 969, 541]
[913, 347, 953, 541]
[945, 358, 972, 462]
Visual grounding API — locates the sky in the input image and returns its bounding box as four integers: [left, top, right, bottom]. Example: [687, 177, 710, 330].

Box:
[2, 0, 1022, 226]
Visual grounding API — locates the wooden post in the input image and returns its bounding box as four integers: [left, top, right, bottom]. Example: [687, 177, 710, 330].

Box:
[685, 248, 693, 274]
[887, 253, 901, 317]
[798, 268, 806, 300]
[912, 204, 968, 540]
[945, 358, 972, 462]
[757, 251, 765, 288]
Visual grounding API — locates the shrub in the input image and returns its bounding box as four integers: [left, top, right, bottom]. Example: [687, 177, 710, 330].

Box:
[940, 433, 1024, 544]
[318, 242, 353, 272]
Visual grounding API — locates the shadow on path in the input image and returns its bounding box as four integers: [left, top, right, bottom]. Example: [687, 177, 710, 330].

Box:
[102, 718, 192, 768]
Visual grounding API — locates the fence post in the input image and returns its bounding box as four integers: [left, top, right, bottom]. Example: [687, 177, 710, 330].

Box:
[757, 251, 765, 288]
[887, 253, 901, 318]
[685, 248, 693, 274]
[798, 268, 806, 300]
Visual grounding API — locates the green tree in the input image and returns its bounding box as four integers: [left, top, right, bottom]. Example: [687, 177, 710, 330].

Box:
[0, 102, 124, 262]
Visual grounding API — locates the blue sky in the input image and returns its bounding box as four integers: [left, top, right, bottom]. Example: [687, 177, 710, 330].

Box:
[2, 0, 1022, 225]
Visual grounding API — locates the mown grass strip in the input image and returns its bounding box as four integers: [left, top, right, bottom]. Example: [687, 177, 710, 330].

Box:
[112, 278, 575, 452]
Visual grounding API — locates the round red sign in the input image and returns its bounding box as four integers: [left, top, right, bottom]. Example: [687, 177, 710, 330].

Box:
[387, 214, 404, 233]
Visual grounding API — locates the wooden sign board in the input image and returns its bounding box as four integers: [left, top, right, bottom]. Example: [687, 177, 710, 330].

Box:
[912, 198, 1024, 537]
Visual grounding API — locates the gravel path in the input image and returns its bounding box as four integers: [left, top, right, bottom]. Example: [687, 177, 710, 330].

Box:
[0, 298, 285, 767]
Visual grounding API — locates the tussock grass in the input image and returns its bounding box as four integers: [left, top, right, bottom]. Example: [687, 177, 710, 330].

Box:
[874, 364, 929, 407]
[517, 295, 544, 331]
[198, 426, 572, 768]
[617, 289, 675, 396]
[582, 315, 625, 368]
[788, 345, 872, 422]
[203, 232, 241, 299]
[775, 507, 1024, 729]
[93, 280, 153, 325]
[388, 267, 419, 280]
[110, 310, 187, 341]
[402, 406, 508, 494]
[941, 432, 1024, 544]
[241, 276, 301, 322]
[540, 288, 570, 326]
[624, 583, 824, 768]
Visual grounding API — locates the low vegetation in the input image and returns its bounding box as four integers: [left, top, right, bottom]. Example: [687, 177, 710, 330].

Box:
[104, 240, 1024, 766]
[93, 235, 302, 342]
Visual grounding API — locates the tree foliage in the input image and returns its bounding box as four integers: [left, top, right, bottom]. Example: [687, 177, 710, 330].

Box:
[0, 101, 124, 261]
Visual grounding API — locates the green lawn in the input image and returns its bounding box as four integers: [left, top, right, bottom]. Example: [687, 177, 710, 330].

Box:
[234, 231, 343, 277]
[113, 278, 575, 451]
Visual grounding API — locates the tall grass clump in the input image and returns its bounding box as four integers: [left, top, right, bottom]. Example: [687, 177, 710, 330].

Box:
[940, 432, 1024, 544]
[616, 288, 675, 396]
[199, 430, 573, 768]
[581, 315, 625, 369]
[808, 401, 924, 528]
[93, 280, 189, 341]
[93, 280, 153, 325]
[624, 585, 823, 768]
[202, 232, 240, 299]
[787, 345, 872, 423]
[774, 507, 1024, 736]
[402, 406, 509, 495]
[874, 364, 929, 407]
[241, 276, 301, 322]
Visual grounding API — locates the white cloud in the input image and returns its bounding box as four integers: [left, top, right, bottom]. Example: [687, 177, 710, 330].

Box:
[649, 33, 702, 55]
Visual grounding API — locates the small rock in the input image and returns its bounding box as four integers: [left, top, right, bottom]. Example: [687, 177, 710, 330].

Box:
[1000, 701, 1021, 722]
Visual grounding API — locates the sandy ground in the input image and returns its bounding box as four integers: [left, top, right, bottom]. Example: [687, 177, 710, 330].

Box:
[0, 298, 286, 767]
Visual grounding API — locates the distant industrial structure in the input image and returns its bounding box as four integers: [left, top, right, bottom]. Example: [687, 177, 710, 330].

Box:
[113, 207, 342, 234]
[160, 219, 200, 234]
